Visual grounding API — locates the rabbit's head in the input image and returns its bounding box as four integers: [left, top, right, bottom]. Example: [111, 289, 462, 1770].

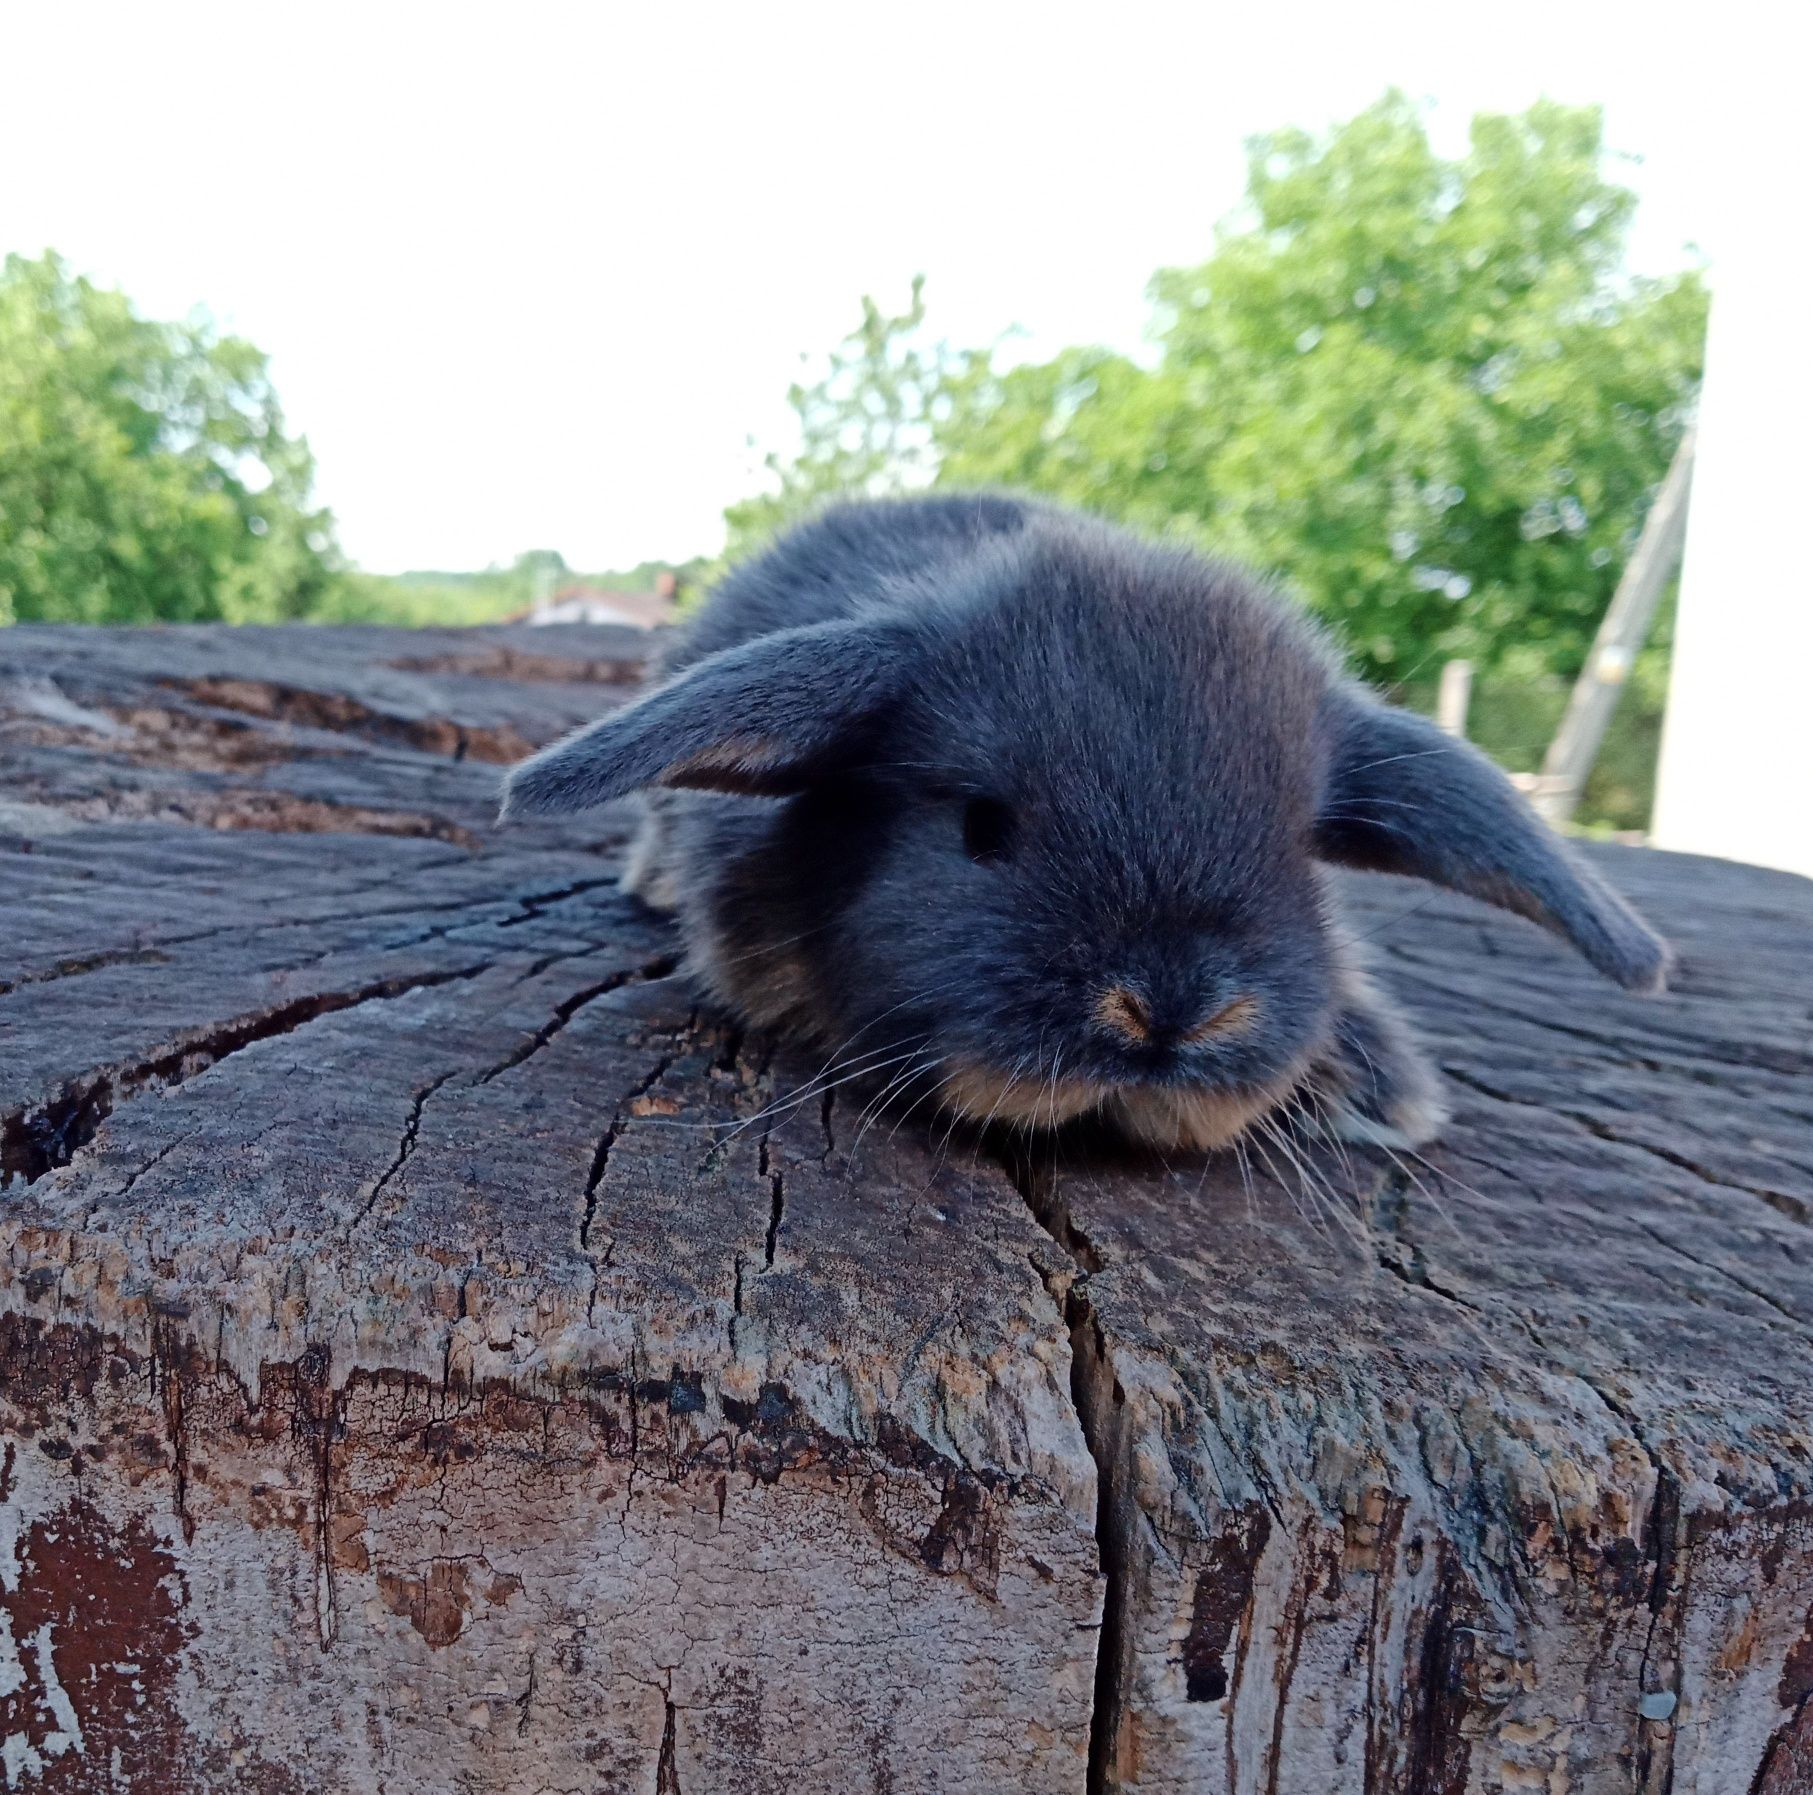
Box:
[504, 516, 1668, 1148]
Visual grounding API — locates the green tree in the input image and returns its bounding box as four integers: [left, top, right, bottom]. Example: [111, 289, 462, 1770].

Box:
[0, 251, 339, 625]
[734, 96, 1707, 690]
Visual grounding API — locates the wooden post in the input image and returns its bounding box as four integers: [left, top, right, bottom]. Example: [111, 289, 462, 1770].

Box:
[1435, 658, 1473, 737]
[4, 620, 1811, 1792]
[1534, 430, 1696, 825]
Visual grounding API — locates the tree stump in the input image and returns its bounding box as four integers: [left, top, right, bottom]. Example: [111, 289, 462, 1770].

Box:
[2, 622, 1810, 1794]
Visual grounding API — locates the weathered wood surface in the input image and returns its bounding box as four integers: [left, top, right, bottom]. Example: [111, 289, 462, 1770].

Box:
[1, 622, 1811, 1795]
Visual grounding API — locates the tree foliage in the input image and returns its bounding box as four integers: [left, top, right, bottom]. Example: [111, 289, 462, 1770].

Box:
[733, 95, 1707, 687]
[722, 276, 967, 561]
[0, 251, 338, 626]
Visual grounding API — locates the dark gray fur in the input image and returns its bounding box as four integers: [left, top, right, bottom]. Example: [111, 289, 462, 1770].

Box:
[501, 495, 1669, 1152]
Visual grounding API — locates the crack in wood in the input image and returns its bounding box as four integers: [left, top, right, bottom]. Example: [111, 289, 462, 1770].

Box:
[1, 965, 486, 1187]
[9, 865, 583, 970]
[759, 1135, 785, 1271]
[108, 1132, 194, 1209]
[1444, 1064, 1811, 1221]
[655, 1689, 682, 1793]
[989, 1140, 1122, 1792]
[0, 945, 174, 998]
[340, 1069, 461, 1239]
[1393, 956, 1813, 1080]
[1368, 1167, 1486, 1313]
[477, 954, 679, 1086]
[580, 1050, 682, 1325]
[492, 875, 622, 929]
[1638, 1222, 1813, 1335]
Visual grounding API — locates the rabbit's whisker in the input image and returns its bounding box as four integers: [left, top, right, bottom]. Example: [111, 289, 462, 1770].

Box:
[711, 1041, 930, 1147]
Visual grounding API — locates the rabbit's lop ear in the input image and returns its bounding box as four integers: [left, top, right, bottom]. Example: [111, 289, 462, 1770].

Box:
[500, 618, 911, 819]
[1315, 691, 1672, 992]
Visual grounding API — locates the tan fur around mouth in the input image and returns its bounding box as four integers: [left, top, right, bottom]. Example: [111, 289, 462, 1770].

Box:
[1106, 1075, 1301, 1152]
[939, 1064, 1106, 1132]
[939, 1060, 1307, 1151]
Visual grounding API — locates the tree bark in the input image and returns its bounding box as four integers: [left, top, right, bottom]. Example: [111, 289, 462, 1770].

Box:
[1, 623, 1809, 1794]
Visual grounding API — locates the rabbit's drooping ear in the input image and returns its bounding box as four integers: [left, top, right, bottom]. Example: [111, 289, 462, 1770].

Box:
[500, 618, 912, 818]
[1315, 692, 1672, 992]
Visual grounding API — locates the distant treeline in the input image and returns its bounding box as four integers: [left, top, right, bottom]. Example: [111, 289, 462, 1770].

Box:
[321, 553, 712, 629]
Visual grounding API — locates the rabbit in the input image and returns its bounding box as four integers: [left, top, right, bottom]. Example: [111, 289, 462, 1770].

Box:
[500, 494, 1670, 1154]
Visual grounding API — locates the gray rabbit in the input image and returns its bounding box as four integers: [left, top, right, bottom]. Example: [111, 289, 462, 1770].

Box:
[502, 495, 1668, 1153]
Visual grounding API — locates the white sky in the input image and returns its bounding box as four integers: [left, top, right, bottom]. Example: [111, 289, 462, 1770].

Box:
[0, 2, 1747, 574]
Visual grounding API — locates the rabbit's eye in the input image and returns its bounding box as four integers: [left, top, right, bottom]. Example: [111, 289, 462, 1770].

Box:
[962, 797, 1016, 865]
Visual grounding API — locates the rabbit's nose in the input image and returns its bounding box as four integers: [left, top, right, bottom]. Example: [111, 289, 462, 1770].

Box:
[1179, 993, 1260, 1044]
[1093, 984, 1154, 1046]
[1093, 983, 1259, 1052]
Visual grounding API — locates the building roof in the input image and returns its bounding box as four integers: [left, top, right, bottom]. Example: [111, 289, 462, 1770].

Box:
[504, 583, 679, 631]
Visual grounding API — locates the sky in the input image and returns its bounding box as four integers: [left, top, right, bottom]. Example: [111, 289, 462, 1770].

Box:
[0, 2, 1749, 575]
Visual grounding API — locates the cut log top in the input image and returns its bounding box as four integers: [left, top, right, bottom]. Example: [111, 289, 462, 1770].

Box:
[2, 621, 1811, 1795]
